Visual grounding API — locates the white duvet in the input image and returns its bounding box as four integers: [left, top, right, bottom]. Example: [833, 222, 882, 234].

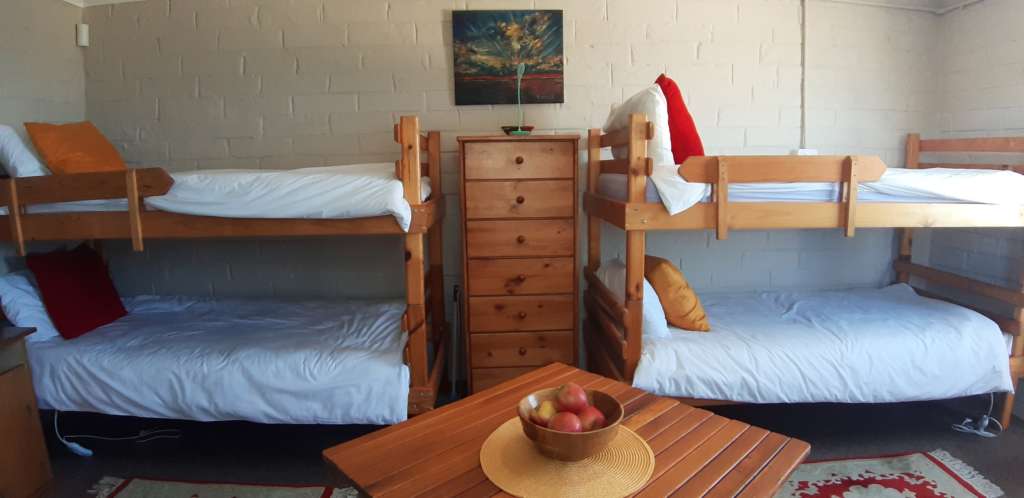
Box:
[21, 163, 432, 232]
[28, 296, 410, 425]
[600, 166, 1024, 215]
[633, 284, 1014, 404]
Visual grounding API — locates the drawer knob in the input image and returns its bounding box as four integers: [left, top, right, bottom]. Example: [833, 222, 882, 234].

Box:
[516, 235, 526, 244]
[517, 274, 527, 282]
[515, 195, 525, 204]
[518, 311, 528, 319]
[515, 156, 525, 165]
[518, 347, 528, 356]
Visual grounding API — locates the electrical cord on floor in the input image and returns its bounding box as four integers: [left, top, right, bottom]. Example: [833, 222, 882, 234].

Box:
[952, 393, 1003, 438]
[54, 411, 183, 456]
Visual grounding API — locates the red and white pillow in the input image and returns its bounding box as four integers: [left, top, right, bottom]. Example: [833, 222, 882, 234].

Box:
[603, 74, 705, 167]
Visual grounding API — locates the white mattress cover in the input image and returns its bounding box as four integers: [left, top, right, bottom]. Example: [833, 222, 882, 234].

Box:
[599, 166, 1024, 215]
[633, 284, 1014, 404]
[18, 163, 432, 232]
[27, 296, 410, 425]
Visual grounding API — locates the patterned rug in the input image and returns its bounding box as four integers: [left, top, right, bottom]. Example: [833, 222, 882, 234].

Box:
[91, 477, 359, 498]
[775, 450, 1004, 498]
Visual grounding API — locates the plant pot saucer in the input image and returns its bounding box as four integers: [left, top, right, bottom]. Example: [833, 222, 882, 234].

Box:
[502, 125, 534, 136]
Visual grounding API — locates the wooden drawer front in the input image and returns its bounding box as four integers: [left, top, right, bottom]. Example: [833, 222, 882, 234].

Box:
[0, 365, 51, 498]
[465, 180, 575, 220]
[468, 258, 574, 296]
[471, 331, 573, 368]
[472, 367, 535, 392]
[464, 141, 575, 180]
[466, 219, 573, 258]
[469, 295, 574, 332]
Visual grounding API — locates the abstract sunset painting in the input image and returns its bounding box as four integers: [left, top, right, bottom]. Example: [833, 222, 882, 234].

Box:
[452, 10, 564, 105]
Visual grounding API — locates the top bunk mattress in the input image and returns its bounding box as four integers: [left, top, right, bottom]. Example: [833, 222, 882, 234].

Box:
[599, 166, 1024, 215]
[27, 296, 411, 425]
[17, 163, 432, 232]
[633, 284, 1014, 404]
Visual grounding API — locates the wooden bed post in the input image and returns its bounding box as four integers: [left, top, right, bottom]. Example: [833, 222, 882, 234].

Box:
[897, 134, 921, 283]
[398, 116, 428, 390]
[426, 131, 445, 345]
[587, 128, 602, 273]
[623, 113, 649, 380]
[1000, 271, 1024, 428]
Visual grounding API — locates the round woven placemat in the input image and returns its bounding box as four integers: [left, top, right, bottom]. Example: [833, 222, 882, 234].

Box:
[480, 418, 655, 498]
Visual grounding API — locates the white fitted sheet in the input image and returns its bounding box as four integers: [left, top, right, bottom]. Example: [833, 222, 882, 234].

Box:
[27, 296, 410, 425]
[18, 163, 432, 232]
[599, 166, 1024, 215]
[633, 284, 1014, 404]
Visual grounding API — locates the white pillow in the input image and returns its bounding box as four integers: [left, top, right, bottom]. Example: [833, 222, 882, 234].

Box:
[594, 259, 671, 339]
[0, 271, 60, 342]
[0, 125, 49, 177]
[603, 85, 675, 168]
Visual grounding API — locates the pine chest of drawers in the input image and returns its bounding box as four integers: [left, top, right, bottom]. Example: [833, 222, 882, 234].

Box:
[458, 135, 580, 393]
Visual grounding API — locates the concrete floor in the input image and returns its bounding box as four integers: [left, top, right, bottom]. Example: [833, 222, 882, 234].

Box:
[45, 396, 1022, 497]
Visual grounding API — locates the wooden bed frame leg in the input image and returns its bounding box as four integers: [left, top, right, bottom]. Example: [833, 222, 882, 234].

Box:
[587, 128, 602, 274]
[623, 231, 645, 382]
[999, 391, 1016, 429]
[405, 234, 428, 389]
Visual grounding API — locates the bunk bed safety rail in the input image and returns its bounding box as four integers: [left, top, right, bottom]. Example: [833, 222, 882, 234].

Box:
[0, 168, 174, 255]
[679, 155, 886, 239]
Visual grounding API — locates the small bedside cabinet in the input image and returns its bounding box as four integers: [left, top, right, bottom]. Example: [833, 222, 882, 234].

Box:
[458, 134, 580, 393]
[1, 327, 51, 498]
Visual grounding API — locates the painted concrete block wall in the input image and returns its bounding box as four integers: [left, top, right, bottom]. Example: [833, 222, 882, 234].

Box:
[0, 0, 86, 272]
[928, 0, 1024, 311]
[80, 0, 940, 302]
[928, 0, 1024, 415]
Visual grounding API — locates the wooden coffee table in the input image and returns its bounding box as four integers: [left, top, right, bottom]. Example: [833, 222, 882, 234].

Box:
[323, 363, 809, 497]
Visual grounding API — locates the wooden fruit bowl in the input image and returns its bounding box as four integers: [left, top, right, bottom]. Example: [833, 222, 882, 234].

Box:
[517, 388, 624, 461]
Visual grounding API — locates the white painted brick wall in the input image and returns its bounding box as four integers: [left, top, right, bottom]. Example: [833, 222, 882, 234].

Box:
[0, 0, 86, 272]
[73, 0, 951, 305]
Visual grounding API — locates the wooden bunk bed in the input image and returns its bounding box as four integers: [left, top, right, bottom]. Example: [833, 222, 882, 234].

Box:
[0, 116, 447, 417]
[583, 112, 1024, 428]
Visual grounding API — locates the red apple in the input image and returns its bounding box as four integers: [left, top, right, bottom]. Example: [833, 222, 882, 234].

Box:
[530, 400, 558, 427]
[578, 405, 606, 431]
[548, 411, 583, 433]
[556, 382, 589, 414]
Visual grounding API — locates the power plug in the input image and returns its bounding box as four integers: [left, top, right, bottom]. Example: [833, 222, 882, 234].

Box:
[63, 441, 94, 457]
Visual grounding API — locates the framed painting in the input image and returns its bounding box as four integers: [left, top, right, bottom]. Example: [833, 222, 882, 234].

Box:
[452, 10, 564, 106]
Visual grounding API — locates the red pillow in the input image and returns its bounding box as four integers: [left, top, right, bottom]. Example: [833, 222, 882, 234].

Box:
[26, 244, 126, 339]
[655, 74, 705, 164]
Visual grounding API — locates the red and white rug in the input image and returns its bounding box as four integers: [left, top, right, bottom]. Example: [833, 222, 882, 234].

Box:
[90, 476, 359, 498]
[776, 450, 1004, 498]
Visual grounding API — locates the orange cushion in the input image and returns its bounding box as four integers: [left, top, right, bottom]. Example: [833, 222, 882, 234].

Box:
[644, 255, 710, 332]
[24, 122, 126, 174]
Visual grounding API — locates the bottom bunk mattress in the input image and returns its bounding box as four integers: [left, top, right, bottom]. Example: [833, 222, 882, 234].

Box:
[27, 296, 410, 425]
[633, 284, 1014, 404]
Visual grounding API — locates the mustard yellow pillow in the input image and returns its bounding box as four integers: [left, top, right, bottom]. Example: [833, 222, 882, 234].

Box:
[644, 255, 710, 332]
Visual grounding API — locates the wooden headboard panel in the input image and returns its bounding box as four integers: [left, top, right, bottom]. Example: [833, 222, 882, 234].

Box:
[907, 133, 1024, 173]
